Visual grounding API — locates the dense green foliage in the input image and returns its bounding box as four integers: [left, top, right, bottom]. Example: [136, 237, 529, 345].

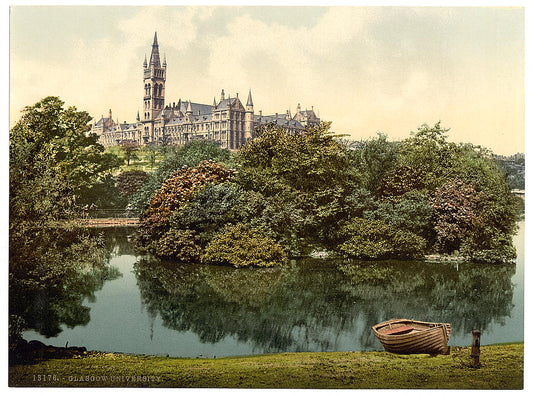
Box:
[135, 160, 237, 261]
[9, 97, 120, 337]
[169, 182, 244, 244]
[132, 121, 519, 265]
[11, 97, 518, 272]
[151, 229, 203, 262]
[9, 96, 121, 221]
[140, 161, 235, 234]
[129, 140, 234, 214]
[350, 122, 520, 263]
[339, 217, 426, 259]
[201, 223, 288, 267]
[236, 122, 359, 252]
[117, 170, 149, 196]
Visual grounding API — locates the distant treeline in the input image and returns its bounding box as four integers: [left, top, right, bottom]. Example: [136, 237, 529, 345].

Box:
[494, 153, 525, 190]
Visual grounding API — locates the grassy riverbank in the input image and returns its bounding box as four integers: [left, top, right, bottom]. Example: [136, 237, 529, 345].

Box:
[9, 343, 523, 389]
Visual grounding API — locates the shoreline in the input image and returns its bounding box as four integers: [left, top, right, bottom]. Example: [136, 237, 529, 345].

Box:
[9, 343, 524, 389]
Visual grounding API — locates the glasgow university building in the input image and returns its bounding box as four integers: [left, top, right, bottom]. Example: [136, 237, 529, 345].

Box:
[92, 33, 321, 150]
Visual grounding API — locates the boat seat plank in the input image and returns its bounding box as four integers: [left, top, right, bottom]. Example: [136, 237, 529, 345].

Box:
[381, 325, 415, 335]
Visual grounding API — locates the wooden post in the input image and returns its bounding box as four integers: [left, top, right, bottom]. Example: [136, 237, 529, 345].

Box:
[471, 330, 481, 368]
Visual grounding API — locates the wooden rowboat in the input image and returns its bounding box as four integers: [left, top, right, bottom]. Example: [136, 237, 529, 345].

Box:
[372, 318, 452, 355]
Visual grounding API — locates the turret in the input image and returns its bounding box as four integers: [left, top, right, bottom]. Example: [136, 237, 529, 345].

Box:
[244, 89, 255, 140]
[246, 89, 254, 112]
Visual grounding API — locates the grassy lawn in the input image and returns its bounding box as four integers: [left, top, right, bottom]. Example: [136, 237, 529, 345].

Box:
[106, 145, 165, 172]
[9, 344, 523, 389]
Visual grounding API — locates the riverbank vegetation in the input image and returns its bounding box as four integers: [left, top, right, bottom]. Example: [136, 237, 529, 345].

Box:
[9, 343, 523, 389]
[131, 121, 521, 266]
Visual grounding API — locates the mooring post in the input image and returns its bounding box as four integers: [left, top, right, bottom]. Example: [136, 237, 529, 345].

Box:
[471, 330, 481, 368]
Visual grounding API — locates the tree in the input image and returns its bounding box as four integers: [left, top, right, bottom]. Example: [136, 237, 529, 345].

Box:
[365, 190, 433, 240]
[9, 97, 121, 340]
[10, 96, 121, 222]
[377, 122, 521, 262]
[236, 122, 358, 248]
[169, 182, 244, 244]
[351, 133, 399, 194]
[121, 141, 140, 166]
[396, 121, 459, 191]
[431, 179, 483, 253]
[135, 160, 236, 255]
[143, 143, 162, 169]
[378, 165, 426, 198]
[494, 154, 525, 190]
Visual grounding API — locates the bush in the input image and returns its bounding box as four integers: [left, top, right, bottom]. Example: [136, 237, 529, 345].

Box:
[138, 160, 235, 240]
[365, 190, 433, 239]
[201, 223, 288, 268]
[129, 140, 234, 214]
[152, 229, 202, 262]
[117, 170, 148, 196]
[460, 229, 517, 264]
[339, 217, 426, 260]
[430, 179, 483, 253]
[169, 182, 243, 244]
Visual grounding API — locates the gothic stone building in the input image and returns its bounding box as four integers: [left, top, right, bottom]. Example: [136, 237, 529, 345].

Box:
[92, 33, 320, 150]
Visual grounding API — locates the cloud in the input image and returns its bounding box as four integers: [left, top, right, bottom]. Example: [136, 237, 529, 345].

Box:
[116, 7, 212, 53]
[202, 8, 381, 118]
[10, 6, 524, 155]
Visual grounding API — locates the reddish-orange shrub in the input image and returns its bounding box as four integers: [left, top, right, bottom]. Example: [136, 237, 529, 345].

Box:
[139, 160, 235, 239]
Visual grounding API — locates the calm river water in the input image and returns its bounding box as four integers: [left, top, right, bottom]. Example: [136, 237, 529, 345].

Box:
[23, 222, 524, 357]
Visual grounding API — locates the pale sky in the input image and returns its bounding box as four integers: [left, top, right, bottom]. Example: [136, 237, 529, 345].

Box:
[9, 4, 525, 155]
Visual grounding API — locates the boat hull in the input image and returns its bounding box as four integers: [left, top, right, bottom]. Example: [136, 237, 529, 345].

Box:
[372, 318, 452, 355]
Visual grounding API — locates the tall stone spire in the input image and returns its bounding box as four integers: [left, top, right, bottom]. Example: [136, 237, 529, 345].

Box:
[149, 32, 161, 68]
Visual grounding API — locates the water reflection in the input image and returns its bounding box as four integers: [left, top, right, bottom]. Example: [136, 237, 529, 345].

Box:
[10, 228, 121, 338]
[19, 224, 523, 356]
[135, 255, 516, 353]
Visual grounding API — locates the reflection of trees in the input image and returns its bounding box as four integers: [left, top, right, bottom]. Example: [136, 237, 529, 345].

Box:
[87, 227, 138, 257]
[134, 257, 515, 353]
[9, 227, 121, 337]
[337, 261, 515, 337]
